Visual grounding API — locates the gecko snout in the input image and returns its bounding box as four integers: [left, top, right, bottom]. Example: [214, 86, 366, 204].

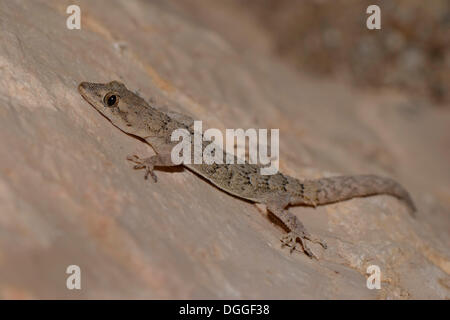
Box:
[78, 82, 88, 92]
[78, 82, 105, 102]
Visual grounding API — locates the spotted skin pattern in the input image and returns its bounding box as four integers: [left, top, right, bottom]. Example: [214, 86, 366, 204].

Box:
[79, 81, 416, 258]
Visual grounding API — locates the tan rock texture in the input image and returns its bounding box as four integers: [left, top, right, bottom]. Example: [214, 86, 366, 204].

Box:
[0, 0, 449, 299]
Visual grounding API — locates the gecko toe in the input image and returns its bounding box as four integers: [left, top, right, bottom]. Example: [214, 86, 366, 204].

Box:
[300, 240, 317, 259]
[127, 155, 141, 163]
[304, 234, 328, 249]
[280, 231, 322, 258]
[128, 154, 158, 182]
[144, 169, 158, 182]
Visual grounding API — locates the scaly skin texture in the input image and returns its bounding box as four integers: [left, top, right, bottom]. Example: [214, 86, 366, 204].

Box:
[78, 80, 416, 258]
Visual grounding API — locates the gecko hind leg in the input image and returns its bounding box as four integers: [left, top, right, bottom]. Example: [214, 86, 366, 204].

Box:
[266, 197, 327, 258]
[127, 153, 177, 182]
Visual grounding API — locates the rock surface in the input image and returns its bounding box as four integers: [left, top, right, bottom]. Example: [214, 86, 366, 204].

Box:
[0, 0, 449, 299]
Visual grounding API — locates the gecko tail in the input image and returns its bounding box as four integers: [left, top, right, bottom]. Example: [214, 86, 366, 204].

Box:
[304, 174, 416, 215]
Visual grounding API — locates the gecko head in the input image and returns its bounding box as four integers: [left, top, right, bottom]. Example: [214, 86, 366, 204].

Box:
[78, 81, 149, 137]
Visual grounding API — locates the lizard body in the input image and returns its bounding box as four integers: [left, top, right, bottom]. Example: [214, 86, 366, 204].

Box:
[78, 81, 416, 258]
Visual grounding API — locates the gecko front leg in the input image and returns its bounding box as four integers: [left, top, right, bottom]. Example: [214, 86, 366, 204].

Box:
[127, 153, 178, 182]
[265, 195, 327, 258]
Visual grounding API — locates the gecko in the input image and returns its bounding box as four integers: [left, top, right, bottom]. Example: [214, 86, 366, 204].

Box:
[78, 80, 416, 258]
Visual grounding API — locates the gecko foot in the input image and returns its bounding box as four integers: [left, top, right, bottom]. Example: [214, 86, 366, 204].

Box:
[127, 155, 158, 182]
[281, 231, 327, 259]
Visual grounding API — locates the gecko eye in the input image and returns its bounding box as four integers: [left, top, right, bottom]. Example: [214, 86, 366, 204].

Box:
[104, 93, 119, 107]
